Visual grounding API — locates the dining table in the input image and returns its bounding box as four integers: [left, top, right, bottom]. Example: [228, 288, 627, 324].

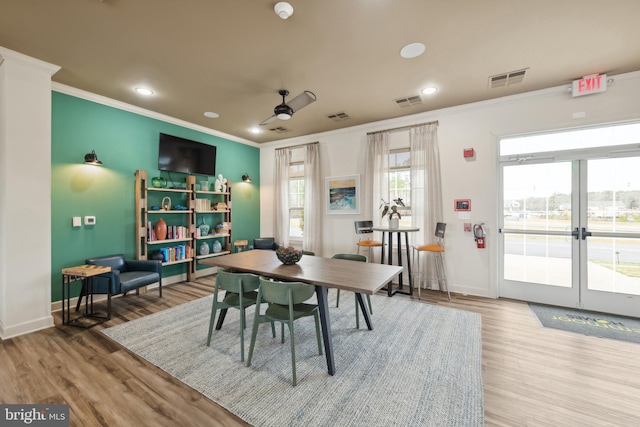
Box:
[201, 249, 403, 375]
[373, 226, 419, 296]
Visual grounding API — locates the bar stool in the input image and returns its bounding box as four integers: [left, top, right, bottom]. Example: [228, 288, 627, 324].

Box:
[354, 220, 383, 263]
[412, 222, 450, 300]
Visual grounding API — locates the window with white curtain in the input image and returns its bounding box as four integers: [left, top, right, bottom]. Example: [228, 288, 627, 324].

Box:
[289, 162, 305, 239]
[389, 148, 412, 227]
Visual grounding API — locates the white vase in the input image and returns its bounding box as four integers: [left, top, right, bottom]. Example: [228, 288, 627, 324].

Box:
[389, 217, 399, 229]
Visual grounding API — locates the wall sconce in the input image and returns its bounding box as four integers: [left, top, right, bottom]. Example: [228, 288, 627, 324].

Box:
[242, 173, 252, 183]
[84, 150, 103, 166]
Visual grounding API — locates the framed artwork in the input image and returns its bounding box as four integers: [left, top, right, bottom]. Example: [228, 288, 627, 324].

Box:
[326, 174, 360, 214]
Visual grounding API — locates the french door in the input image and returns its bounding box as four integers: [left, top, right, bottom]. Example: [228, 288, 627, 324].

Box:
[499, 123, 640, 318]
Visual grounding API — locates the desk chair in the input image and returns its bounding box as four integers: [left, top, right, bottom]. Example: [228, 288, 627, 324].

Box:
[354, 221, 383, 263]
[206, 269, 275, 362]
[332, 253, 373, 329]
[412, 222, 450, 300]
[247, 277, 323, 386]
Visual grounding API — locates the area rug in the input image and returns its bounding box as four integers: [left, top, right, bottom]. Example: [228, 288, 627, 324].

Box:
[529, 303, 640, 344]
[102, 293, 484, 426]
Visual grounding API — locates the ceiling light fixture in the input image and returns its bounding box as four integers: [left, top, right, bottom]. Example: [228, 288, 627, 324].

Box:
[134, 87, 154, 96]
[84, 150, 103, 166]
[274, 2, 293, 19]
[204, 112, 219, 118]
[421, 86, 438, 95]
[400, 42, 425, 59]
[275, 103, 293, 120]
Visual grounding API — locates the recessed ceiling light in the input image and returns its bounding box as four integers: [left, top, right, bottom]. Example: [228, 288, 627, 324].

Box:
[134, 87, 154, 96]
[400, 43, 425, 59]
[421, 86, 438, 95]
[204, 112, 219, 118]
[250, 127, 261, 134]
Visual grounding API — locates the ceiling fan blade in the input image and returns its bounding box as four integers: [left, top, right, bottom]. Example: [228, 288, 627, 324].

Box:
[287, 90, 317, 113]
[259, 114, 277, 126]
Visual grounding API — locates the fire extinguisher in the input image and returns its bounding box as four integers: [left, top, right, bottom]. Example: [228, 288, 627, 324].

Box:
[473, 223, 486, 249]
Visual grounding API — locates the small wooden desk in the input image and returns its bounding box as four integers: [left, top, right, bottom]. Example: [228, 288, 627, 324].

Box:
[202, 250, 402, 375]
[373, 226, 419, 296]
[61, 264, 111, 327]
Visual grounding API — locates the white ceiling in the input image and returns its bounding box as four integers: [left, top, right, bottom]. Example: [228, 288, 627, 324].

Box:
[1, 0, 639, 143]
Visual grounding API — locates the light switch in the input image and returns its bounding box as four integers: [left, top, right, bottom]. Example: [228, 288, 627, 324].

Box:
[458, 212, 471, 220]
[84, 216, 96, 225]
[72, 217, 81, 227]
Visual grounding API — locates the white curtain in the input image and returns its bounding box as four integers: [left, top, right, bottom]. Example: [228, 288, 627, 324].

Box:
[303, 143, 323, 254]
[410, 123, 443, 289]
[274, 147, 291, 248]
[365, 132, 390, 227]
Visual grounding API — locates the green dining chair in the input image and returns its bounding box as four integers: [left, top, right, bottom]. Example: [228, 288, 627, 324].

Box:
[206, 269, 275, 362]
[332, 253, 372, 329]
[247, 277, 323, 386]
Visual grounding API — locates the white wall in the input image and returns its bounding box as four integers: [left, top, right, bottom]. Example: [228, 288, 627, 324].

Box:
[0, 47, 60, 338]
[260, 71, 640, 298]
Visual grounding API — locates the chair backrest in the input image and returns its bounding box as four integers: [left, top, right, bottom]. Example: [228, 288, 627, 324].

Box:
[258, 277, 315, 305]
[332, 253, 367, 263]
[86, 254, 127, 272]
[435, 222, 447, 239]
[216, 268, 260, 293]
[253, 237, 279, 250]
[301, 250, 315, 256]
[354, 221, 374, 235]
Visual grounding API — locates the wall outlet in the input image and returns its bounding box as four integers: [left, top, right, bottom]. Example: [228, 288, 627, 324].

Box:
[84, 216, 96, 225]
[72, 217, 81, 227]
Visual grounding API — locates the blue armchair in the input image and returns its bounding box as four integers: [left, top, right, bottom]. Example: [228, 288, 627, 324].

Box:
[252, 237, 280, 251]
[78, 254, 163, 317]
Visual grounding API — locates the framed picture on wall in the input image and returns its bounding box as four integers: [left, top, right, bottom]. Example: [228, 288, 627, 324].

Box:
[326, 174, 360, 214]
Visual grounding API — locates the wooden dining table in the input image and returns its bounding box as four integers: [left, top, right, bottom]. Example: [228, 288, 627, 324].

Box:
[201, 250, 403, 375]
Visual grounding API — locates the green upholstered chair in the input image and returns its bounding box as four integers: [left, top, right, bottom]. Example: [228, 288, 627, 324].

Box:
[206, 269, 275, 362]
[332, 253, 372, 329]
[247, 277, 323, 386]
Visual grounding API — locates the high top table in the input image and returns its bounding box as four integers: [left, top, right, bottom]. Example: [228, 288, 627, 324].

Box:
[373, 226, 419, 296]
[202, 250, 402, 376]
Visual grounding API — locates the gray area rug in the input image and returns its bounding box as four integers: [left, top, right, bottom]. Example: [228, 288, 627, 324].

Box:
[529, 303, 640, 344]
[103, 292, 484, 426]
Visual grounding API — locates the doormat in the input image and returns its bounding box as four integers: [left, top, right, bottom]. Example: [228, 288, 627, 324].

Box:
[529, 303, 640, 344]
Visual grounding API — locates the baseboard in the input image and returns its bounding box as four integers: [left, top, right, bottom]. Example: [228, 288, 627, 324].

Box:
[0, 315, 54, 340]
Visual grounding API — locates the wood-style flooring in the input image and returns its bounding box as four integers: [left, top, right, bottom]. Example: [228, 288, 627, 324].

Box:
[1, 277, 639, 426]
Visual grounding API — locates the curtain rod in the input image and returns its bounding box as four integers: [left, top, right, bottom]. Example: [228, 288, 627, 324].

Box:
[276, 141, 319, 151]
[366, 120, 439, 136]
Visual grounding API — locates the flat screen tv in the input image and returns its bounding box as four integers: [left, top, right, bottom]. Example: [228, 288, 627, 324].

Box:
[158, 133, 216, 176]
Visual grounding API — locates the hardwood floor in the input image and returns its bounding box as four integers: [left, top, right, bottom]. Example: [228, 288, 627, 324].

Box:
[1, 277, 639, 426]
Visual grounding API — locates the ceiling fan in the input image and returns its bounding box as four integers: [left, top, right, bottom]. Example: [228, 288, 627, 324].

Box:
[259, 89, 317, 126]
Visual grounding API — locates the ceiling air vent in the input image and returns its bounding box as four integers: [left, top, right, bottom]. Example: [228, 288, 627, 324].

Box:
[394, 95, 424, 108]
[327, 112, 351, 122]
[489, 68, 528, 89]
[268, 126, 290, 133]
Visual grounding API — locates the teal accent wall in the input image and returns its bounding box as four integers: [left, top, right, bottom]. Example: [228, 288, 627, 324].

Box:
[51, 92, 260, 302]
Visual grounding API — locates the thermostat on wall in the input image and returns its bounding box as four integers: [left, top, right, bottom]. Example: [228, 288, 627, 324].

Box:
[84, 216, 96, 225]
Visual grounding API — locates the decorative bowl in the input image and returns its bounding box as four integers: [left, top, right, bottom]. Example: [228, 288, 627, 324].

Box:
[276, 247, 303, 265]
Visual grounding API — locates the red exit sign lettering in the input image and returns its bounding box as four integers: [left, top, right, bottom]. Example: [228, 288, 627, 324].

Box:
[572, 74, 607, 97]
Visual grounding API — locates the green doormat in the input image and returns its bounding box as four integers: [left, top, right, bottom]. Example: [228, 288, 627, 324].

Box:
[529, 303, 640, 344]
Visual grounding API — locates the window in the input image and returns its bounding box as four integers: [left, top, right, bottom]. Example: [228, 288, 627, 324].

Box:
[389, 149, 411, 226]
[289, 162, 305, 238]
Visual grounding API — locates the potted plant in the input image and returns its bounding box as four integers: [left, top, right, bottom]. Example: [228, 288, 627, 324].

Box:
[380, 198, 405, 228]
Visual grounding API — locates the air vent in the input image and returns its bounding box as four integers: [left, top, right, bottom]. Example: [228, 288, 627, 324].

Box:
[489, 68, 528, 89]
[268, 126, 290, 133]
[394, 95, 424, 108]
[327, 112, 351, 122]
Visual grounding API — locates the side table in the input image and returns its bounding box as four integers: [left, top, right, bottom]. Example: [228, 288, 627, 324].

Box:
[234, 239, 249, 253]
[61, 264, 111, 327]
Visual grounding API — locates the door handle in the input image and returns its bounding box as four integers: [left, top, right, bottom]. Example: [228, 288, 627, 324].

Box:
[571, 227, 580, 240]
[581, 227, 592, 240]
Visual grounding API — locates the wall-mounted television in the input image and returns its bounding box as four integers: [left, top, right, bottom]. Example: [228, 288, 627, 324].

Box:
[158, 133, 216, 176]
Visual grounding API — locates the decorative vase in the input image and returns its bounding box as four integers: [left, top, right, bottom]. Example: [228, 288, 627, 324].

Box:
[199, 241, 210, 255]
[389, 217, 399, 229]
[200, 181, 209, 191]
[212, 240, 222, 253]
[154, 218, 167, 240]
[152, 177, 167, 188]
[199, 217, 210, 236]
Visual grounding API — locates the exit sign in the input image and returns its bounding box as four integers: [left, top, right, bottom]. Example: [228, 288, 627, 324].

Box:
[572, 74, 607, 97]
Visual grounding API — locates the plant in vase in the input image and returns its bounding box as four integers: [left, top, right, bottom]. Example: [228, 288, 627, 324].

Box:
[380, 198, 405, 228]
